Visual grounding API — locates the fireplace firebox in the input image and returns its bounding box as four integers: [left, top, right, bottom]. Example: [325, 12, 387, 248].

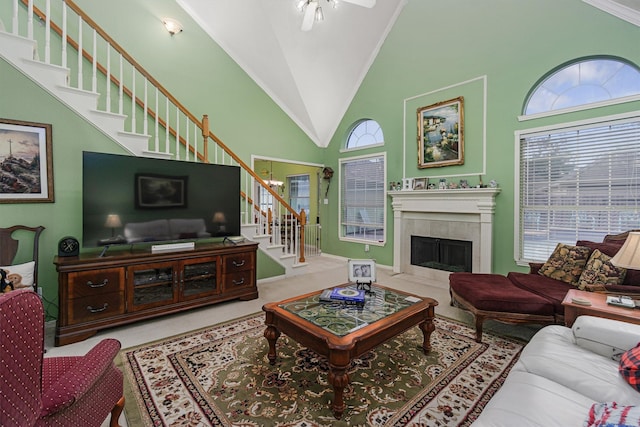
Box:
[411, 235, 472, 273]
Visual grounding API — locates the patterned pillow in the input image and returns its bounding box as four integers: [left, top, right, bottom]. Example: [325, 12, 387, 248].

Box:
[619, 343, 640, 392]
[0, 261, 35, 293]
[578, 249, 627, 291]
[538, 243, 592, 285]
[585, 402, 640, 427]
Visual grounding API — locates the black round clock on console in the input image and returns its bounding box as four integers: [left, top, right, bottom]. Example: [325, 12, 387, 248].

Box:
[58, 236, 79, 257]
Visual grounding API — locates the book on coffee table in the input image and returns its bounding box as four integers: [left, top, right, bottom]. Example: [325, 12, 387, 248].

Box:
[330, 288, 366, 303]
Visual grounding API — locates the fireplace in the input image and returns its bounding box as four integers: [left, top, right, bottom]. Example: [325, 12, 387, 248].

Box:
[389, 188, 500, 286]
[411, 236, 472, 272]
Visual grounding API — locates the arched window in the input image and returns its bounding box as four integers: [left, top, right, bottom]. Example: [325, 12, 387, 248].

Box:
[346, 119, 384, 149]
[524, 57, 640, 115]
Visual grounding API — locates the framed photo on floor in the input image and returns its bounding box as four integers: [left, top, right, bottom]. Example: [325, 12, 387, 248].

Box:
[417, 96, 464, 169]
[0, 118, 54, 203]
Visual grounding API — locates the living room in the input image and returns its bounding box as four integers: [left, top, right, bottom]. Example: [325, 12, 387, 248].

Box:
[1, 0, 640, 426]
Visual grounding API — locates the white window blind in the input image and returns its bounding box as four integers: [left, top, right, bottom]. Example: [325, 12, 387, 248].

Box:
[518, 117, 640, 262]
[340, 154, 386, 243]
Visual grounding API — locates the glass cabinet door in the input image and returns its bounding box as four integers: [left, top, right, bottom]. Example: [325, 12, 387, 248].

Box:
[181, 258, 218, 300]
[130, 264, 176, 310]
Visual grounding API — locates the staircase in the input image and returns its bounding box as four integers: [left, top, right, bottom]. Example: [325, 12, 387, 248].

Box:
[0, 0, 310, 275]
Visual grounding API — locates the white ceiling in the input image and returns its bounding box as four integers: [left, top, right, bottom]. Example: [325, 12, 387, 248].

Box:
[176, 0, 407, 147]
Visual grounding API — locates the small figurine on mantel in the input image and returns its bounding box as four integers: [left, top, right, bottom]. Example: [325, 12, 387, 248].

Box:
[439, 178, 447, 190]
[489, 179, 498, 188]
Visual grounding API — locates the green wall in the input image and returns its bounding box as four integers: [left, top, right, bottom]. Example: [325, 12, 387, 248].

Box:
[321, 0, 640, 272]
[2, 0, 639, 319]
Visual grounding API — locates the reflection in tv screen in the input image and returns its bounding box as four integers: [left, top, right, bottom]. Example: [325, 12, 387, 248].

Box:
[82, 151, 241, 248]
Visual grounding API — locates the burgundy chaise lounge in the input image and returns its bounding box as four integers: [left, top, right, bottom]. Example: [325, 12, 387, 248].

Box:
[449, 230, 640, 342]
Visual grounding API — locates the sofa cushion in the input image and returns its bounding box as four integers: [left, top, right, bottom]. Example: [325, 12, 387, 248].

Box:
[515, 324, 640, 405]
[538, 243, 592, 285]
[449, 273, 554, 315]
[470, 370, 595, 427]
[578, 249, 627, 291]
[620, 343, 640, 392]
[577, 240, 640, 286]
[573, 316, 640, 361]
[507, 271, 573, 315]
[585, 402, 640, 427]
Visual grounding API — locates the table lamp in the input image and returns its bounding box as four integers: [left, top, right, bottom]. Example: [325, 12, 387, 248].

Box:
[610, 232, 640, 270]
[104, 214, 122, 238]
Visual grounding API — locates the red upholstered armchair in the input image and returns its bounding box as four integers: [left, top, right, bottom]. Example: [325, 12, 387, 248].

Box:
[0, 289, 124, 427]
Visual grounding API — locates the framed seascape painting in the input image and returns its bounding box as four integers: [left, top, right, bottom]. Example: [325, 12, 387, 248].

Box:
[0, 118, 54, 203]
[417, 96, 464, 169]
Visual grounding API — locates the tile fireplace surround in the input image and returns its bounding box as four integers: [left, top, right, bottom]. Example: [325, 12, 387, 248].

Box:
[389, 188, 500, 285]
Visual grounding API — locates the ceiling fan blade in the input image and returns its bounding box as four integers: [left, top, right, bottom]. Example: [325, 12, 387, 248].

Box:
[342, 0, 376, 8]
[301, 1, 317, 31]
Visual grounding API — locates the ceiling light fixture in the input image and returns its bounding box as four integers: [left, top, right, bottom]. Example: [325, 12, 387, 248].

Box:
[297, 0, 376, 31]
[162, 18, 183, 36]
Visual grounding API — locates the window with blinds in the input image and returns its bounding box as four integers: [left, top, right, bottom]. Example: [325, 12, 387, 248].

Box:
[518, 116, 640, 262]
[288, 174, 310, 213]
[339, 153, 386, 243]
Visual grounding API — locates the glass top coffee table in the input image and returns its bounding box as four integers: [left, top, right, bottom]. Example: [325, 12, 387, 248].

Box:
[262, 284, 438, 419]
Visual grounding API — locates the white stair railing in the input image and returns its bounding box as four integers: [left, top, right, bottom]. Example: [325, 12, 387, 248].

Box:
[2, 0, 313, 265]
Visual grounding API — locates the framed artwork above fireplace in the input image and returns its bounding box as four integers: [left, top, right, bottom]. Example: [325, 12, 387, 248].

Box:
[417, 97, 464, 169]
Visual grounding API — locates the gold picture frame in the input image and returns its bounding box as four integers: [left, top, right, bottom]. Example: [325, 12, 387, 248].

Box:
[0, 118, 54, 203]
[417, 96, 464, 169]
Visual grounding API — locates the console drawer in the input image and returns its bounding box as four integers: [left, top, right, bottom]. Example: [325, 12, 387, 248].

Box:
[223, 252, 254, 273]
[67, 268, 124, 298]
[223, 270, 255, 291]
[68, 292, 125, 324]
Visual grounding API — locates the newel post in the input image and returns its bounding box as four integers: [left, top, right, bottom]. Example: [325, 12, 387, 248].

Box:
[201, 114, 209, 161]
[299, 209, 306, 263]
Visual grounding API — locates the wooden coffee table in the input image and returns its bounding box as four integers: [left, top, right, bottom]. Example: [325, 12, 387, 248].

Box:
[262, 284, 438, 419]
[562, 289, 640, 327]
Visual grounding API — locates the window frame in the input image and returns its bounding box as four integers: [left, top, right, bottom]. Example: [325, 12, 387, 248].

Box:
[341, 119, 385, 152]
[519, 56, 640, 122]
[514, 110, 640, 265]
[338, 151, 387, 245]
[287, 173, 310, 214]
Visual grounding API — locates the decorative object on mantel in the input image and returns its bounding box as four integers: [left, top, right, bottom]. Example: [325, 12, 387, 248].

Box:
[413, 177, 428, 190]
[417, 96, 464, 169]
[402, 177, 414, 190]
[439, 178, 447, 189]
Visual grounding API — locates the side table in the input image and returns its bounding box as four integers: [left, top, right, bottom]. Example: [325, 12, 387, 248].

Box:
[562, 289, 640, 327]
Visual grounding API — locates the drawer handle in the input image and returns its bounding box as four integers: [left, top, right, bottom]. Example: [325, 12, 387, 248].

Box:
[232, 260, 246, 267]
[232, 278, 245, 286]
[86, 279, 108, 288]
[87, 303, 109, 313]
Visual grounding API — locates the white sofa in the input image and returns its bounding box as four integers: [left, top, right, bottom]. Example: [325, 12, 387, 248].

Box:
[473, 315, 640, 426]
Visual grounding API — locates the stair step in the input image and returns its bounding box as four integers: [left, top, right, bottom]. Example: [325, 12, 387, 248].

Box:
[20, 58, 70, 88]
[0, 32, 36, 61]
[56, 85, 100, 113]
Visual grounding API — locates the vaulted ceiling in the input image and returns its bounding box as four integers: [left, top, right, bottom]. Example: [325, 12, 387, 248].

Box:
[177, 0, 406, 148]
[176, 0, 639, 148]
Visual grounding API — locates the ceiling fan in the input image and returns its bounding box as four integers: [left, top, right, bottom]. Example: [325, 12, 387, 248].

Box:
[298, 0, 376, 31]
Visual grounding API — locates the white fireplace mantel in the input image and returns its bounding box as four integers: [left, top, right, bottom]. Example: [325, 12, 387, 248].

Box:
[389, 188, 501, 276]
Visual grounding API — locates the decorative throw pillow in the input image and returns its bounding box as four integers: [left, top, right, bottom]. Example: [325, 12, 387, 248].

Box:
[577, 249, 627, 291]
[619, 343, 640, 392]
[0, 261, 35, 293]
[538, 243, 592, 285]
[585, 402, 640, 427]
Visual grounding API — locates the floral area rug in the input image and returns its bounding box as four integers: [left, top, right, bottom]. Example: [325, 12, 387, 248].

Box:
[118, 313, 523, 426]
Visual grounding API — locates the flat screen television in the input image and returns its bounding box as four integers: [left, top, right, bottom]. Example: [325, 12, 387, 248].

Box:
[82, 151, 241, 249]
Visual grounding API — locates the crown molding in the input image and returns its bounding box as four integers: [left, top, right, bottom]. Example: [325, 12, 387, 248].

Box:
[583, 0, 640, 27]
